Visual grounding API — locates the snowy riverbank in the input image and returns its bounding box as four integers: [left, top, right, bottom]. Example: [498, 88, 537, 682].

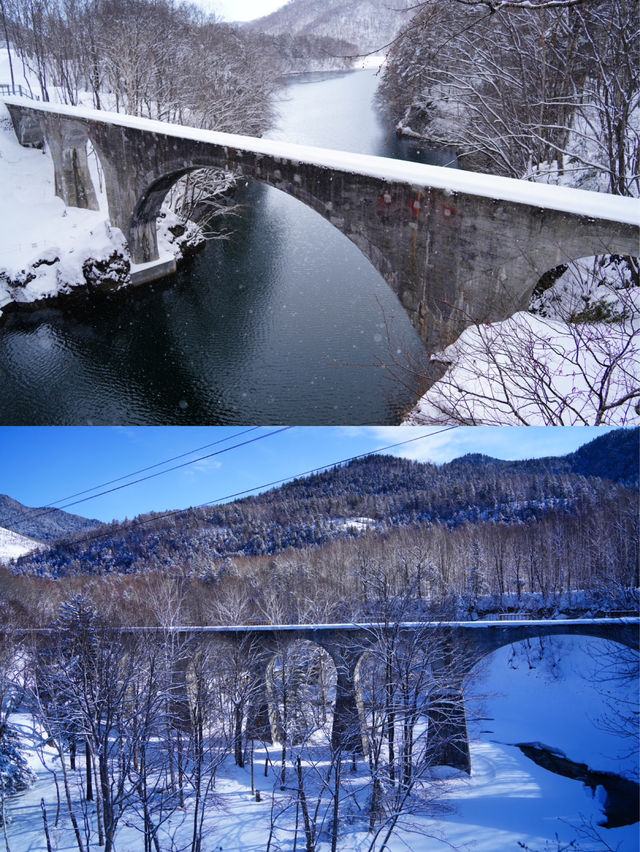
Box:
[4, 634, 638, 851]
[0, 107, 202, 320]
[0, 50, 207, 320]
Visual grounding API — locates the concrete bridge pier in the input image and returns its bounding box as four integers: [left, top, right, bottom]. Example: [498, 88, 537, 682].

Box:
[245, 695, 273, 745]
[44, 114, 99, 211]
[7, 104, 98, 212]
[426, 686, 471, 774]
[7, 106, 44, 148]
[325, 646, 363, 755]
[86, 123, 179, 264]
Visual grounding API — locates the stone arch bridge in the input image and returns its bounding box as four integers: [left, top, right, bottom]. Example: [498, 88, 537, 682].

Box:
[4, 99, 639, 352]
[123, 617, 639, 773]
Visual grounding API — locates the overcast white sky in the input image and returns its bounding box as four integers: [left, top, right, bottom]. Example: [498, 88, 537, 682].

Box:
[200, 0, 288, 23]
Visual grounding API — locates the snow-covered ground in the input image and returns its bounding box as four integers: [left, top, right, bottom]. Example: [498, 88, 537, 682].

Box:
[0, 526, 41, 562]
[0, 49, 205, 319]
[0, 51, 119, 311]
[4, 635, 638, 851]
[406, 294, 640, 426]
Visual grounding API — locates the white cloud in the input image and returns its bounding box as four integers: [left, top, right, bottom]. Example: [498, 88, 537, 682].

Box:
[368, 426, 464, 464]
[366, 425, 611, 466]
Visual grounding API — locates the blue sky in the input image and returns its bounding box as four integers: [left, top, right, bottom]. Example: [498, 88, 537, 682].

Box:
[0, 426, 624, 524]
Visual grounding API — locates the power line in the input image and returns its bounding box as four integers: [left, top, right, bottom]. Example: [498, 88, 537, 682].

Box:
[54, 427, 292, 513]
[0, 427, 262, 532]
[12, 426, 458, 560]
[0, 427, 287, 531]
[52, 427, 262, 507]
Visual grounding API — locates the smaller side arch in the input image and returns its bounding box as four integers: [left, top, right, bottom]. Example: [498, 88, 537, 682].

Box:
[265, 639, 338, 748]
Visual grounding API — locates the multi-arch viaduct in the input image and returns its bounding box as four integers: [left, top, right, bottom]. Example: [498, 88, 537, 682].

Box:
[4, 98, 639, 352]
[121, 617, 639, 773]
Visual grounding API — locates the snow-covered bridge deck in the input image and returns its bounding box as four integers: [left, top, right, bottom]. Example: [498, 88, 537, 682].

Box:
[120, 617, 640, 659]
[5, 97, 640, 352]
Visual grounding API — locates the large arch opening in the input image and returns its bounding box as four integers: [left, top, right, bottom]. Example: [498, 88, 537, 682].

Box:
[131, 161, 400, 301]
[463, 634, 639, 836]
[124, 171, 429, 424]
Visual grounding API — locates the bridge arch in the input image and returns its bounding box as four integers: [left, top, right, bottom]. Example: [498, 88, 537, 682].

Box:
[5, 99, 639, 353]
[264, 639, 338, 748]
[126, 157, 399, 314]
[463, 632, 639, 778]
[456, 619, 639, 666]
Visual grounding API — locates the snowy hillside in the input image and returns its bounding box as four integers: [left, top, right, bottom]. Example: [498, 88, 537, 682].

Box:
[248, 0, 417, 53]
[0, 526, 41, 562]
[0, 493, 101, 543]
[9, 430, 638, 593]
[4, 634, 638, 851]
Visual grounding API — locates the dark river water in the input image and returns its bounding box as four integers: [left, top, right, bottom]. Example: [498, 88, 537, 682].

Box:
[0, 69, 453, 425]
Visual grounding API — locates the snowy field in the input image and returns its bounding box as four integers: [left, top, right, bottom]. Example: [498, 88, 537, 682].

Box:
[4, 635, 638, 852]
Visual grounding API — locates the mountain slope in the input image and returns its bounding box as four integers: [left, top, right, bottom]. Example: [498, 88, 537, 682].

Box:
[0, 526, 42, 562]
[247, 0, 417, 54]
[0, 495, 102, 543]
[9, 429, 638, 578]
[443, 428, 639, 487]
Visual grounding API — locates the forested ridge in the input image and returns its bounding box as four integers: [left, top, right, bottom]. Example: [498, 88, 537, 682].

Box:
[1, 429, 636, 627]
[0, 494, 100, 542]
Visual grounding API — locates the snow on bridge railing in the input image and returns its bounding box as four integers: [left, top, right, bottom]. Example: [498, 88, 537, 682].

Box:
[2, 95, 639, 229]
[113, 616, 640, 633]
[0, 84, 37, 99]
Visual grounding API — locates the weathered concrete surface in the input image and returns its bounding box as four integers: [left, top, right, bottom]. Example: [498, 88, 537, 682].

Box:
[31, 111, 99, 211]
[5, 101, 640, 351]
[130, 256, 177, 285]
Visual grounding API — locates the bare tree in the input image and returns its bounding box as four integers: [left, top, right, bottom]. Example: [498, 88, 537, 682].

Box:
[352, 561, 476, 847]
[379, 0, 638, 194]
[404, 264, 639, 425]
[32, 595, 172, 852]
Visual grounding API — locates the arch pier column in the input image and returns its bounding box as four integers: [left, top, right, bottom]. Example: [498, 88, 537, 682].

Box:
[426, 685, 470, 774]
[84, 121, 179, 283]
[7, 106, 99, 211]
[317, 637, 363, 755]
[47, 115, 99, 211]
